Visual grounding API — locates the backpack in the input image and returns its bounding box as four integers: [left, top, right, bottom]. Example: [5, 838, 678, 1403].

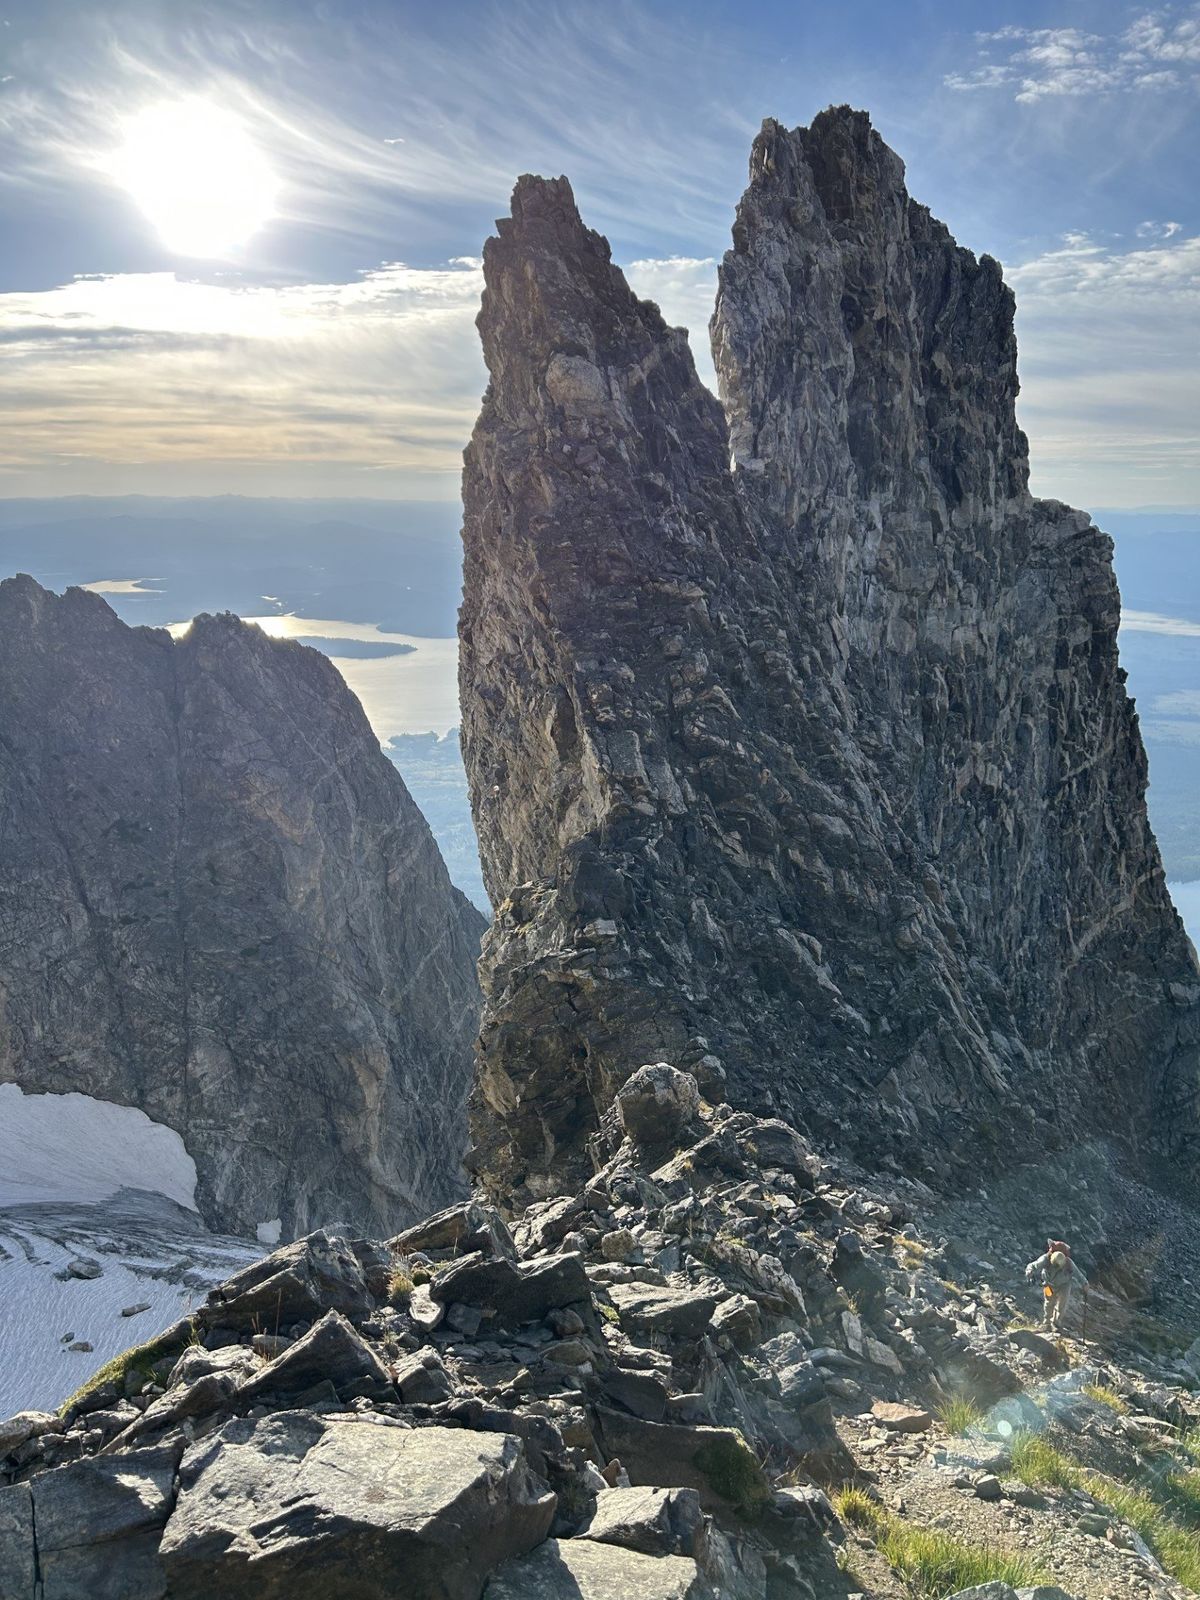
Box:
[1047, 1239, 1073, 1272]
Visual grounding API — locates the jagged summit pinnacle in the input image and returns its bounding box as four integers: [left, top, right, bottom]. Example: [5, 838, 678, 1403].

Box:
[459, 113, 1199, 1206]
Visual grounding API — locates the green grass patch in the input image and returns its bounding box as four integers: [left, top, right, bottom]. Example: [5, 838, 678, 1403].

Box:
[938, 1396, 984, 1436]
[57, 1318, 196, 1418]
[1008, 1432, 1200, 1590]
[1010, 1431, 1081, 1490]
[1161, 1470, 1200, 1531]
[1082, 1382, 1128, 1414]
[833, 1486, 1047, 1596]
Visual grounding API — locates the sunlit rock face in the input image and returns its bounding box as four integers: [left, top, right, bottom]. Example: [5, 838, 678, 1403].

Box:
[458, 107, 1200, 1204]
[0, 578, 486, 1237]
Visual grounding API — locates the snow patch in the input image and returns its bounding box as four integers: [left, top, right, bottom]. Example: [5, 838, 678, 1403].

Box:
[256, 1218, 282, 1245]
[0, 1084, 198, 1211]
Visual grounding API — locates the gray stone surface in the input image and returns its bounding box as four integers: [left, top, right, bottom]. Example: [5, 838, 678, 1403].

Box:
[0, 1484, 34, 1600]
[0, 577, 485, 1237]
[31, 1444, 181, 1600]
[160, 1414, 556, 1599]
[606, 1283, 717, 1340]
[579, 1485, 704, 1557]
[458, 108, 1200, 1204]
[484, 1537, 712, 1599]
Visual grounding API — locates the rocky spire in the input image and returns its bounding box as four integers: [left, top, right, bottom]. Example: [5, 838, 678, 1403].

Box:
[0, 577, 486, 1237]
[459, 107, 1200, 1206]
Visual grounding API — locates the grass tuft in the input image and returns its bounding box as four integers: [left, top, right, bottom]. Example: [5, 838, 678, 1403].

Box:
[833, 1486, 1047, 1596]
[1082, 1382, 1128, 1414]
[938, 1395, 984, 1436]
[1010, 1431, 1080, 1490]
[1162, 1470, 1200, 1531]
[833, 1486, 879, 1527]
[387, 1266, 414, 1304]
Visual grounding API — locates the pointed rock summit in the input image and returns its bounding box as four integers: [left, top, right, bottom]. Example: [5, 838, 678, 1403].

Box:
[0, 577, 486, 1237]
[459, 107, 1200, 1203]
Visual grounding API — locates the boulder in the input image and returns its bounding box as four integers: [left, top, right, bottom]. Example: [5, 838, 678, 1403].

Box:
[615, 1065, 702, 1151]
[430, 1251, 590, 1329]
[733, 1121, 816, 1186]
[606, 1284, 716, 1340]
[160, 1414, 556, 1600]
[236, 1309, 390, 1400]
[710, 1295, 762, 1350]
[600, 1368, 670, 1423]
[0, 1483, 35, 1599]
[593, 1412, 769, 1514]
[1008, 1328, 1070, 1369]
[0, 1410, 61, 1458]
[392, 1201, 516, 1262]
[393, 1349, 454, 1405]
[120, 1356, 257, 1447]
[871, 1401, 931, 1433]
[204, 1232, 373, 1331]
[579, 1485, 704, 1557]
[485, 1537, 712, 1599]
[167, 1344, 259, 1389]
[30, 1443, 182, 1600]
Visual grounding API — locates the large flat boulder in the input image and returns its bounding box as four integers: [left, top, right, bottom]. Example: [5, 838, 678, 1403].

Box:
[606, 1284, 717, 1340]
[484, 1537, 712, 1599]
[160, 1413, 556, 1599]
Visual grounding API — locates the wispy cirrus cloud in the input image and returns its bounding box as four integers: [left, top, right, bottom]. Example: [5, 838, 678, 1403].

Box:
[0, 1, 754, 268]
[946, 7, 1200, 101]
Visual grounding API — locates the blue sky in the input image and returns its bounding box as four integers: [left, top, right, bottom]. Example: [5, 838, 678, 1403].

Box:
[0, 0, 1196, 503]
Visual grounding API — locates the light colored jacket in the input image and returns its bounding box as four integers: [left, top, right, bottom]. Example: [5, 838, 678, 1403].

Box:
[1026, 1252, 1087, 1292]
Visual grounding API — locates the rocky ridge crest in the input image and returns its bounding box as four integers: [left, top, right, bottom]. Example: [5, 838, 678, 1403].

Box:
[0, 577, 485, 1238]
[6, 1061, 1200, 1599]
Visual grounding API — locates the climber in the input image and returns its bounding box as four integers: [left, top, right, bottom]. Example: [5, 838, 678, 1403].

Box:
[1025, 1238, 1086, 1332]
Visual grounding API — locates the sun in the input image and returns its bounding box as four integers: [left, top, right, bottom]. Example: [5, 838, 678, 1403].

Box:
[111, 99, 277, 258]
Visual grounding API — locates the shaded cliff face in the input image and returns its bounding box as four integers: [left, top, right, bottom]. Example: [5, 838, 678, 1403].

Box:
[459, 108, 1200, 1204]
[0, 577, 486, 1237]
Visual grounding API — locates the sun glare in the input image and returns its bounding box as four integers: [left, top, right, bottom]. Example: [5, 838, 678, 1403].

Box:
[111, 99, 277, 257]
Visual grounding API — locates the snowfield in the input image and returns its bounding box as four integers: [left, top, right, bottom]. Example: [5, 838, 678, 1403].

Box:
[0, 1087, 259, 1416]
[0, 1083, 199, 1209]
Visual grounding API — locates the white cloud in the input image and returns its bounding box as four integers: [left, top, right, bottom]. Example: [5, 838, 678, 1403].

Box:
[0, 262, 487, 496]
[947, 8, 1200, 100]
[1008, 230, 1200, 506]
[1124, 612, 1200, 638]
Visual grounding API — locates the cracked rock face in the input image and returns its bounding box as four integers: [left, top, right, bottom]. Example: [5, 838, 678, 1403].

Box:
[458, 107, 1200, 1204]
[0, 577, 485, 1237]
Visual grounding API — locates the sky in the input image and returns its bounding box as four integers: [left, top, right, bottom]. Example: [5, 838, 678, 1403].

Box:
[0, 0, 1197, 506]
